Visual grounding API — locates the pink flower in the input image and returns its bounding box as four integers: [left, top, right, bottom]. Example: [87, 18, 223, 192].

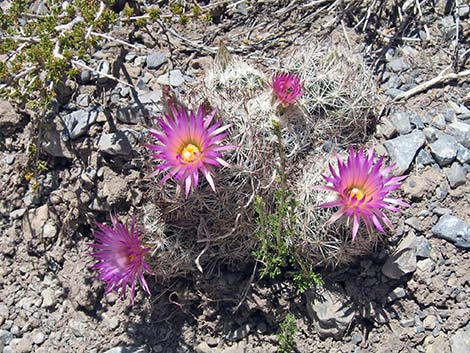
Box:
[272, 72, 304, 106]
[148, 104, 236, 196]
[89, 215, 151, 304]
[318, 147, 409, 240]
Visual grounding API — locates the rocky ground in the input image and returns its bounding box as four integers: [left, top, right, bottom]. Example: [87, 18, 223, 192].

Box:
[1, 1, 470, 353]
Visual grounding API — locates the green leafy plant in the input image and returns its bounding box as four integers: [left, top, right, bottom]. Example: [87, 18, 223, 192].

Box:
[253, 120, 322, 292]
[277, 313, 297, 353]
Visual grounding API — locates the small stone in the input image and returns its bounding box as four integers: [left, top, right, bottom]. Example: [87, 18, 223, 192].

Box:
[434, 207, 452, 216]
[441, 108, 457, 123]
[388, 57, 410, 72]
[456, 146, 470, 164]
[409, 113, 425, 129]
[431, 114, 446, 130]
[105, 316, 120, 330]
[387, 287, 406, 302]
[458, 4, 470, 17]
[195, 342, 219, 353]
[416, 149, 434, 166]
[0, 330, 13, 346]
[423, 127, 439, 143]
[0, 304, 9, 323]
[157, 70, 185, 87]
[62, 107, 100, 139]
[378, 118, 397, 139]
[400, 318, 415, 327]
[382, 233, 417, 279]
[33, 331, 46, 345]
[103, 347, 148, 353]
[256, 322, 267, 334]
[426, 335, 450, 353]
[405, 217, 423, 231]
[385, 88, 404, 99]
[226, 324, 251, 342]
[146, 52, 167, 69]
[76, 94, 91, 107]
[305, 290, 354, 339]
[423, 315, 438, 330]
[97, 60, 111, 82]
[81, 69, 92, 82]
[22, 205, 58, 241]
[10, 336, 33, 353]
[69, 319, 87, 337]
[384, 131, 426, 174]
[98, 132, 132, 156]
[125, 52, 137, 62]
[446, 122, 470, 148]
[440, 16, 457, 41]
[0, 100, 22, 131]
[390, 111, 412, 135]
[41, 288, 57, 308]
[351, 333, 363, 345]
[449, 322, 470, 353]
[429, 135, 458, 167]
[446, 163, 466, 189]
[432, 215, 470, 249]
[414, 236, 431, 258]
[4, 155, 15, 165]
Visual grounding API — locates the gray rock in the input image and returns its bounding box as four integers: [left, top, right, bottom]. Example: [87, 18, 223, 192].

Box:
[195, 342, 220, 353]
[22, 205, 58, 241]
[432, 215, 470, 249]
[441, 108, 457, 122]
[377, 118, 397, 139]
[390, 111, 412, 135]
[414, 236, 431, 258]
[98, 132, 132, 156]
[416, 149, 434, 166]
[409, 113, 425, 129]
[137, 90, 163, 104]
[431, 113, 447, 130]
[388, 57, 409, 72]
[305, 290, 354, 339]
[405, 217, 423, 231]
[423, 315, 438, 330]
[440, 16, 458, 41]
[458, 4, 470, 17]
[382, 232, 417, 279]
[146, 52, 167, 69]
[385, 88, 404, 99]
[32, 331, 46, 345]
[116, 105, 149, 124]
[41, 288, 57, 308]
[446, 163, 466, 189]
[80, 69, 92, 82]
[0, 330, 13, 346]
[449, 322, 470, 353]
[103, 347, 148, 353]
[0, 100, 22, 130]
[157, 69, 185, 87]
[351, 333, 363, 345]
[9, 336, 32, 353]
[457, 146, 470, 164]
[226, 324, 251, 342]
[97, 60, 111, 82]
[384, 131, 426, 174]
[62, 107, 100, 139]
[423, 127, 439, 143]
[386, 287, 406, 302]
[429, 135, 458, 167]
[76, 94, 91, 107]
[125, 52, 137, 62]
[42, 118, 74, 158]
[447, 122, 470, 148]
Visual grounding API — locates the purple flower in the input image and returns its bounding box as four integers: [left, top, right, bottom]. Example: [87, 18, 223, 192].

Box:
[148, 104, 236, 196]
[318, 147, 409, 239]
[272, 72, 304, 106]
[89, 215, 151, 303]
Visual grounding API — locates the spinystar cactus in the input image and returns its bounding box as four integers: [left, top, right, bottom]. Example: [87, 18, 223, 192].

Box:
[318, 147, 409, 239]
[148, 104, 236, 196]
[89, 215, 151, 304]
[272, 72, 303, 106]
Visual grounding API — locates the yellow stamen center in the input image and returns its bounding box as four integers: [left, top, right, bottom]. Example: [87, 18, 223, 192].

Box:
[181, 143, 200, 163]
[349, 187, 365, 201]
